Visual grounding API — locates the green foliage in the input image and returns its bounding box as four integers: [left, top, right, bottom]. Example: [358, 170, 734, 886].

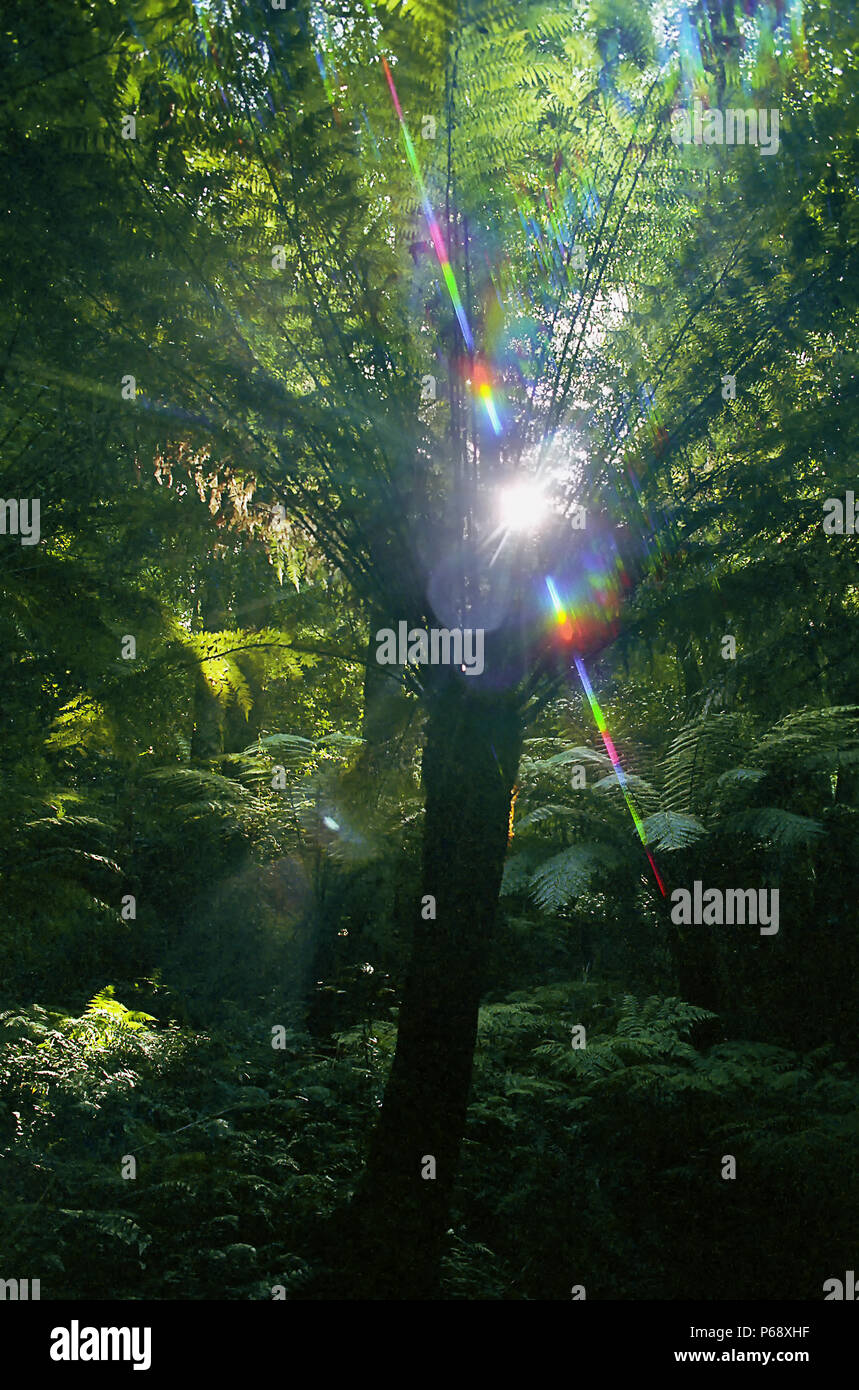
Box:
[0, 1000, 382, 1298]
[1, 0, 859, 1302]
[456, 983, 859, 1299]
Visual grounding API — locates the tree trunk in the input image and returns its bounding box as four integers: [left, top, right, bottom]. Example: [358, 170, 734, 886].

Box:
[317, 676, 522, 1299]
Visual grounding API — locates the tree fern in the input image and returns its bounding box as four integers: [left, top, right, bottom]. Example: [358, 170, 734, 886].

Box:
[528, 843, 614, 910]
[640, 808, 706, 850]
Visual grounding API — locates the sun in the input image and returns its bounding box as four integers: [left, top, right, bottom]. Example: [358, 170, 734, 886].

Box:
[497, 480, 550, 534]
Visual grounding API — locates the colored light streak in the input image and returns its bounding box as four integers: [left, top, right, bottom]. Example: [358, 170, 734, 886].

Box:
[481, 383, 501, 433]
[308, 39, 502, 434]
[381, 58, 475, 357]
[380, 55, 503, 437]
[359, 106, 381, 161]
[314, 50, 335, 106]
[545, 577, 666, 896]
[472, 361, 502, 433]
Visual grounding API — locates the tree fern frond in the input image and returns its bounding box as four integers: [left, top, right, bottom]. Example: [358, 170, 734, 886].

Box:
[529, 843, 610, 910]
[723, 807, 824, 849]
[641, 809, 707, 850]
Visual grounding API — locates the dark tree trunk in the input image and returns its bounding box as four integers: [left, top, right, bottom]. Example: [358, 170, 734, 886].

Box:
[315, 676, 522, 1299]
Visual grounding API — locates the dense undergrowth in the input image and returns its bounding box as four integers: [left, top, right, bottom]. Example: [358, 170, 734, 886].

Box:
[4, 977, 857, 1300]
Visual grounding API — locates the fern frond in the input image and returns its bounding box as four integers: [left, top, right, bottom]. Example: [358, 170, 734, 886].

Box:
[529, 844, 611, 910]
[641, 809, 707, 850]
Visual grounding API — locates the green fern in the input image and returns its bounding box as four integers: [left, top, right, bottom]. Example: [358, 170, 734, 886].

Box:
[640, 809, 707, 850]
[528, 844, 613, 911]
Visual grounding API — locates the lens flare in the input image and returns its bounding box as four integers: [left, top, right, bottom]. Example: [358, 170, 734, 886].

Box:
[545, 576, 665, 896]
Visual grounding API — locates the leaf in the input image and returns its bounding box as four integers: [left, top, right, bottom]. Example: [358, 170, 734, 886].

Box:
[514, 803, 577, 829]
[529, 845, 607, 911]
[717, 767, 766, 786]
[725, 808, 824, 849]
[500, 853, 535, 896]
[641, 810, 707, 850]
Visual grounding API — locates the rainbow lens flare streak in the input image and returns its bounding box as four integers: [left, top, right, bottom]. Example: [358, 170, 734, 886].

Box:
[310, 38, 501, 435]
[381, 58, 473, 354]
[380, 58, 501, 435]
[482, 385, 501, 434]
[545, 578, 666, 896]
[314, 50, 336, 106]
